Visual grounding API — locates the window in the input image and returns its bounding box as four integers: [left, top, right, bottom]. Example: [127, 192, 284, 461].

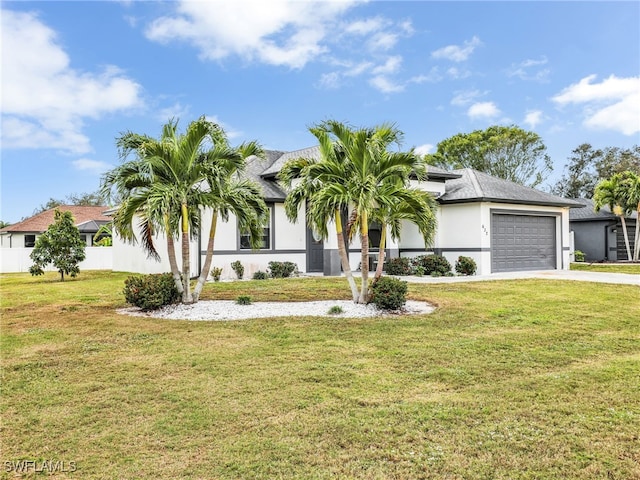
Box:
[368, 222, 382, 249]
[80, 235, 87, 246]
[24, 234, 36, 247]
[239, 206, 271, 250]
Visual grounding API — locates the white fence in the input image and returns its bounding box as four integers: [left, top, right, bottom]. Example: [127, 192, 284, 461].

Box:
[0, 247, 113, 273]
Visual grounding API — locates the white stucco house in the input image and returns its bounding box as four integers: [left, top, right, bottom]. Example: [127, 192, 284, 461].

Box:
[111, 147, 581, 279]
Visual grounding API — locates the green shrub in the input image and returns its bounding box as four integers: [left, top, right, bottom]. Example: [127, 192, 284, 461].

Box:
[413, 254, 451, 276]
[123, 273, 180, 311]
[253, 270, 269, 280]
[414, 266, 426, 277]
[370, 276, 408, 311]
[574, 250, 585, 262]
[231, 260, 244, 280]
[268, 261, 297, 278]
[385, 257, 413, 276]
[211, 266, 223, 282]
[327, 305, 344, 315]
[236, 295, 252, 305]
[455, 256, 477, 275]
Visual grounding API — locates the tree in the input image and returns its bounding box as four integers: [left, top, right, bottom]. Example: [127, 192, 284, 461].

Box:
[29, 209, 86, 281]
[551, 144, 640, 199]
[280, 120, 436, 304]
[101, 117, 268, 304]
[33, 191, 107, 215]
[427, 125, 552, 188]
[0, 221, 11, 229]
[593, 173, 635, 261]
[618, 171, 640, 261]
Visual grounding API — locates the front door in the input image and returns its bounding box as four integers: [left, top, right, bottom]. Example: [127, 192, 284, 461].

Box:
[307, 227, 324, 272]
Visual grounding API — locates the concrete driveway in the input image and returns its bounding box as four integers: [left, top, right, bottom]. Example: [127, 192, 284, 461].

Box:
[401, 269, 640, 286]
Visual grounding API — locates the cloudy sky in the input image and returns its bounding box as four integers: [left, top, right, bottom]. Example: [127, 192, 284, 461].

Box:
[1, 1, 639, 223]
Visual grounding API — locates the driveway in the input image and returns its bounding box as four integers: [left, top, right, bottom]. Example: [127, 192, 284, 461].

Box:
[401, 269, 640, 286]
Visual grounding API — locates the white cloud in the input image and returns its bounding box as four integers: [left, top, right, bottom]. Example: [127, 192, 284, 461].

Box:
[446, 67, 471, 80]
[467, 102, 500, 119]
[345, 17, 385, 36]
[372, 56, 402, 75]
[145, 1, 359, 69]
[451, 89, 485, 106]
[72, 158, 112, 174]
[156, 102, 191, 122]
[508, 56, 550, 82]
[1, 9, 142, 153]
[369, 76, 404, 94]
[414, 144, 434, 156]
[431, 36, 482, 62]
[524, 110, 543, 129]
[552, 74, 640, 135]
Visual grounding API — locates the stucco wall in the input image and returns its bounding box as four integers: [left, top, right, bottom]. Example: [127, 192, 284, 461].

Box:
[570, 220, 615, 262]
[0, 247, 112, 273]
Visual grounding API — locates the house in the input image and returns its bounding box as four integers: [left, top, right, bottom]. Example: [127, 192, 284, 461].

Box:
[0, 206, 113, 273]
[111, 146, 581, 278]
[569, 198, 637, 262]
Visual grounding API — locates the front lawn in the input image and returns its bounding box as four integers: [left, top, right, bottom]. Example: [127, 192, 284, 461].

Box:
[571, 262, 640, 275]
[1, 272, 638, 479]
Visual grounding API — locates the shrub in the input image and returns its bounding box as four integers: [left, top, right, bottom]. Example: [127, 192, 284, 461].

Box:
[574, 250, 585, 262]
[413, 254, 451, 276]
[414, 266, 426, 277]
[236, 295, 252, 305]
[370, 276, 408, 311]
[123, 273, 180, 311]
[253, 270, 269, 280]
[385, 257, 413, 276]
[211, 267, 223, 282]
[231, 260, 244, 280]
[455, 256, 477, 275]
[327, 305, 344, 315]
[268, 261, 297, 278]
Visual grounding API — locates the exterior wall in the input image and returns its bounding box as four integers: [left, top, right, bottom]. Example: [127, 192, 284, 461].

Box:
[0, 247, 112, 273]
[1, 233, 33, 248]
[411, 178, 447, 196]
[570, 220, 616, 262]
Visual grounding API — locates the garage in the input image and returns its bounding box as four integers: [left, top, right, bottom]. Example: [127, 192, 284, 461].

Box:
[491, 213, 557, 272]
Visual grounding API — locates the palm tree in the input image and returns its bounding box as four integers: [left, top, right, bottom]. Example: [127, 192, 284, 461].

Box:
[594, 173, 633, 261]
[280, 120, 434, 304]
[102, 117, 268, 304]
[617, 171, 640, 261]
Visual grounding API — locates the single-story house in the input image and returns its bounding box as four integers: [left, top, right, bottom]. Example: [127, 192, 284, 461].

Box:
[111, 147, 582, 278]
[0, 205, 111, 248]
[569, 198, 637, 262]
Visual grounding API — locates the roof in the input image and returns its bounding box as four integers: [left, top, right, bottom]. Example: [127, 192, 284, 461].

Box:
[243, 150, 287, 201]
[438, 169, 583, 208]
[0, 206, 111, 233]
[569, 197, 638, 221]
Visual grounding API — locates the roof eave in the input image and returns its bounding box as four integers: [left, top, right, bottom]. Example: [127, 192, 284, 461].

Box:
[438, 197, 582, 208]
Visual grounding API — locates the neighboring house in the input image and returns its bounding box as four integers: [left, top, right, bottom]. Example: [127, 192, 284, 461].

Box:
[0, 206, 113, 273]
[111, 147, 581, 278]
[569, 198, 637, 262]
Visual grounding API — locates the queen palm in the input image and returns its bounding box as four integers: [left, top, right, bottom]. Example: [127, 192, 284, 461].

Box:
[102, 117, 268, 304]
[617, 171, 640, 261]
[594, 173, 633, 261]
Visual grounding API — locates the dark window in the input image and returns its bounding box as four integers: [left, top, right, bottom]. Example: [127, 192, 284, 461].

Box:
[24, 235, 36, 248]
[240, 207, 271, 250]
[80, 235, 87, 245]
[368, 222, 382, 249]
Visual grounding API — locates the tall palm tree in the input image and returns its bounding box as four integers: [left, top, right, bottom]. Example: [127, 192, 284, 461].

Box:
[594, 173, 633, 261]
[280, 120, 434, 304]
[102, 117, 268, 304]
[618, 171, 640, 261]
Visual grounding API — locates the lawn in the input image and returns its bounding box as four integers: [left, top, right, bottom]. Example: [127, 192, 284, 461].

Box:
[1, 271, 639, 479]
[571, 262, 640, 275]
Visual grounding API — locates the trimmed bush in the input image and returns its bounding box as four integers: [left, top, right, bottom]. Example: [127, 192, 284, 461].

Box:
[123, 273, 180, 311]
[268, 261, 297, 278]
[455, 256, 477, 276]
[385, 257, 413, 276]
[231, 260, 244, 280]
[327, 305, 344, 315]
[413, 254, 451, 276]
[253, 270, 269, 280]
[370, 276, 408, 311]
[236, 295, 252, 305]
[574, 250, 585, 262]
[211, 267, 223, 282]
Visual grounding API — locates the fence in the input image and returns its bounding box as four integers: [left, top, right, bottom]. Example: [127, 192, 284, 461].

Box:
[0, 247, 113, 273]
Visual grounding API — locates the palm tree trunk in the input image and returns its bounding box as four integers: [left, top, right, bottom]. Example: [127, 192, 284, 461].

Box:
[165, 215, 184, 294]
[358, 209, 369, 304]
[181, 203, 193, 303]
[335, 208, 359, 302]
[374, 223, 387, 282]
[193, 212, 217, 301]
[620, 215, 632, 261]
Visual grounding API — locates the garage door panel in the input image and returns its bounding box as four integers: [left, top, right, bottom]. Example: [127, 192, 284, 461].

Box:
[492, 213, 556, 273]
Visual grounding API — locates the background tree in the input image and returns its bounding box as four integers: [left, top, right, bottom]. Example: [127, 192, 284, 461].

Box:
[0, 220, 11, 229]
[550, 144, 640, 198]
[426, 125, 552, 188]
[33, 191, 108, 215]
[29, 209, 87, 281]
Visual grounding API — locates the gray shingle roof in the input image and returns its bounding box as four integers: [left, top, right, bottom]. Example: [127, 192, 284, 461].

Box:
[243, 150, 287, 201]
[569, 197, 637, 221]
[439, 169, 583, 208]
[261, 146, 322, 178]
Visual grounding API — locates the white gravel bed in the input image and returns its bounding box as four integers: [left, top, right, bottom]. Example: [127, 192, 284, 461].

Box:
[118, 299, 435, 321]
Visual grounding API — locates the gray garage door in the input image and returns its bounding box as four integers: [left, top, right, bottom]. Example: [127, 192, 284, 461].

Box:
[491, 213, 557, 272]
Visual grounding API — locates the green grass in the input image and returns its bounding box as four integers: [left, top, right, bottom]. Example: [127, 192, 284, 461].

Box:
[571, 262, 640, 274]
[1, 271, 639, 479]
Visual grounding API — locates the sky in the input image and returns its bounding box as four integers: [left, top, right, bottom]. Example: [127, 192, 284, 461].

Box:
[1, 1, 639, 223]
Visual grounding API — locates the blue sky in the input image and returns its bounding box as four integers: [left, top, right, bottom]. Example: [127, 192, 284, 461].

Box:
[1, 1, 639, 223]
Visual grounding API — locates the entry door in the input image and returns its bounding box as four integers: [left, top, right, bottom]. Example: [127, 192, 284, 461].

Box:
[307, 227, 324, 272]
